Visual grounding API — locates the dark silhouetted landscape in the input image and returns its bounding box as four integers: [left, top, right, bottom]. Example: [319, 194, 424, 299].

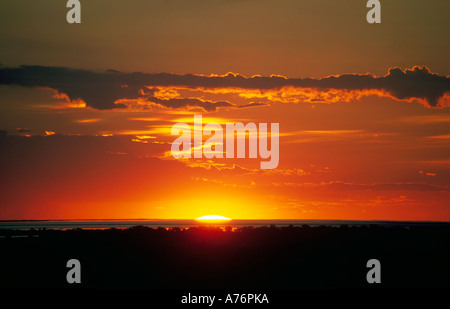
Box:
[1, 223, 449, 289]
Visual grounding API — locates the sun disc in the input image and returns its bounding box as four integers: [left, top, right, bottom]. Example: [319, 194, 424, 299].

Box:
[195, 215, 231, 221]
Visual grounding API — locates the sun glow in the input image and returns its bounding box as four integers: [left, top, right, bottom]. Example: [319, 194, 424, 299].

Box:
[195, 215, 231, 222]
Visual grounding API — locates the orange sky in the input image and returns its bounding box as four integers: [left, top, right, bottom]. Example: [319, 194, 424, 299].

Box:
[0, 1, 449, 221]
[1, 83, 449, 221]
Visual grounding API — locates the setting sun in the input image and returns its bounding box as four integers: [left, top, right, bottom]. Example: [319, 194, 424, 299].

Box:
[195, 215, 231, 222]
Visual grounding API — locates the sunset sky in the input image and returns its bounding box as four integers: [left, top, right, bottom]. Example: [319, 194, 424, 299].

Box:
[0, 0, 449, 221]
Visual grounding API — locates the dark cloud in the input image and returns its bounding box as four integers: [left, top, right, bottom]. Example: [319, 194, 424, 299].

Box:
[0, 66, 136, 109]
[1, 65, 449, 109]
[317, 66, 450, 107]
[146, 98, 267, 111]
[236, 102, 269, 109]
[148, 97, 232, 112]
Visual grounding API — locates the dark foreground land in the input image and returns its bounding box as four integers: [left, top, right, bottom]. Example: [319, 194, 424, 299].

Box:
[0, 224, 449, 289]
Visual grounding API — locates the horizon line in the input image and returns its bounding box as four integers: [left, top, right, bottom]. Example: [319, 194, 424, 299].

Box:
[1, 218, 450, 223]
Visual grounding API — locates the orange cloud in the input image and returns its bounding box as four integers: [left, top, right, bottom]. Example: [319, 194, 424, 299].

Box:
[75, 118, 102, 123]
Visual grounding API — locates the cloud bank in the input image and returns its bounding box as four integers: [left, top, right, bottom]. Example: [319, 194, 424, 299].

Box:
[1, 65, 449, 110]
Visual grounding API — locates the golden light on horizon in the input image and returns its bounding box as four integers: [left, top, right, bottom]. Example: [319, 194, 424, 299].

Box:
[195, 215, 231, 222]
